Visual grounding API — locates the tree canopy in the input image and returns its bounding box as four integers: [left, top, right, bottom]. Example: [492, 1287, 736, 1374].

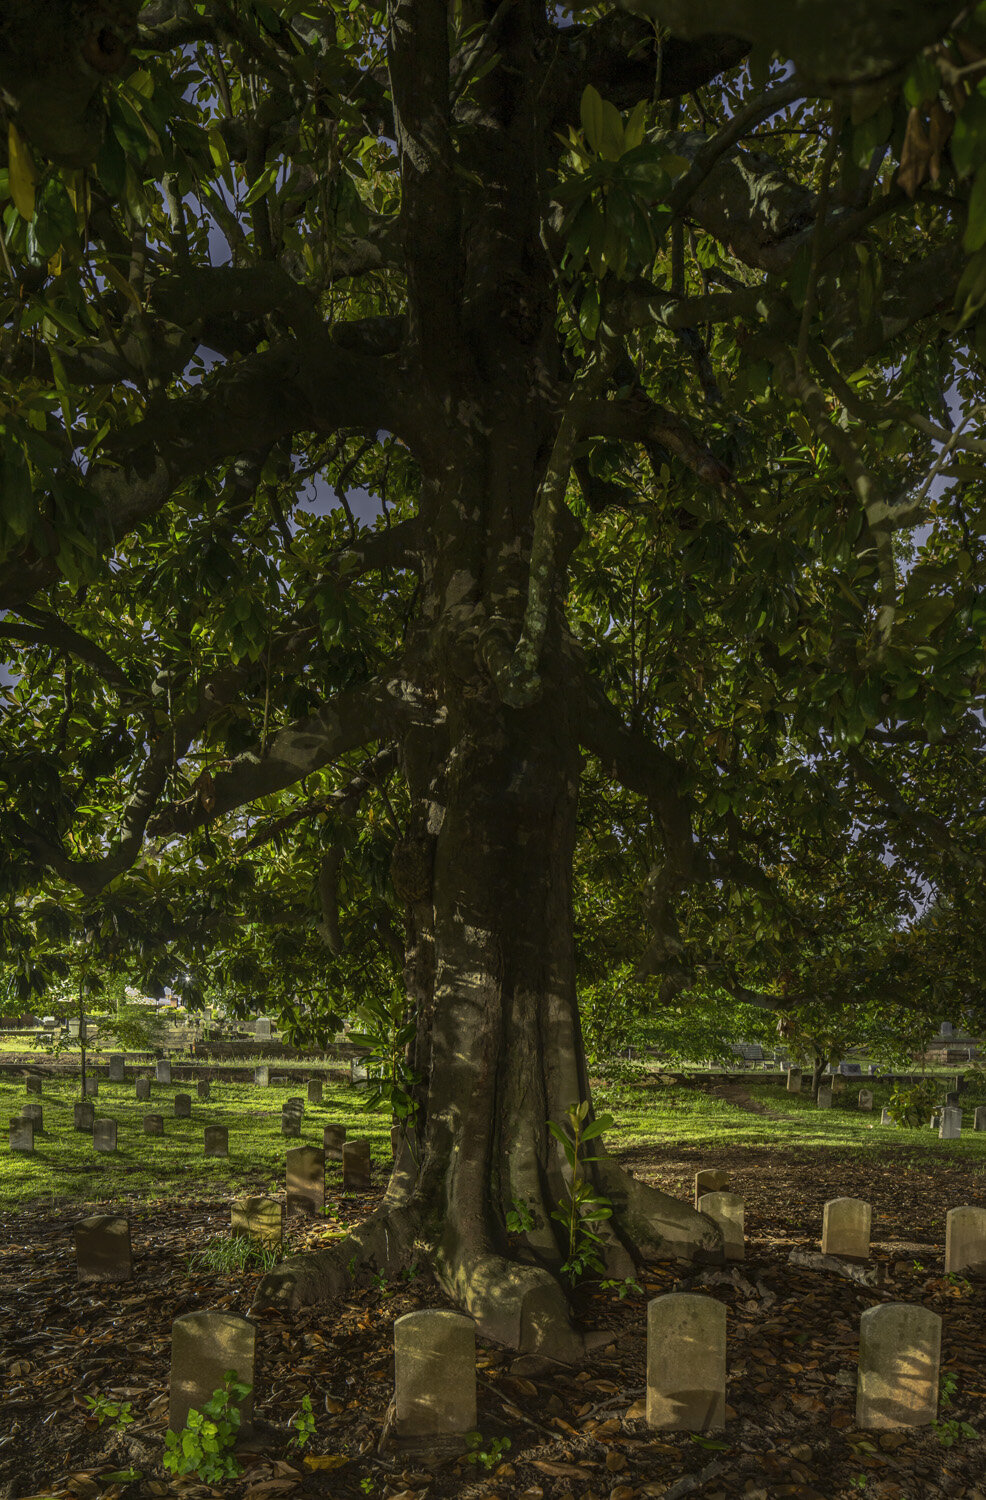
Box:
[2, 0, 986, 1354]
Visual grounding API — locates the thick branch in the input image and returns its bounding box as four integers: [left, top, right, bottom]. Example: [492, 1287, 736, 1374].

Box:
[148, 671, 438, 836]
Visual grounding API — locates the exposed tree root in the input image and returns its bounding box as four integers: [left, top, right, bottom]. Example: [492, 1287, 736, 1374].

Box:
[252, 1161, 722, 1364]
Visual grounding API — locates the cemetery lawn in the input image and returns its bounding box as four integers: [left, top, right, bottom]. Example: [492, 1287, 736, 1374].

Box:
[0, 1070, 394, 1207]
[2, 1070, 985, 1499]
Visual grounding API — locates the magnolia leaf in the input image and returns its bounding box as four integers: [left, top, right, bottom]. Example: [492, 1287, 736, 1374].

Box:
[8, 121, 37, 220]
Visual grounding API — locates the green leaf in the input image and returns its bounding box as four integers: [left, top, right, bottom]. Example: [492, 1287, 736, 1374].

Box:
[581, 86, 604, 154]
[8, 121, 36, 220]
[579, 282, 600, 341]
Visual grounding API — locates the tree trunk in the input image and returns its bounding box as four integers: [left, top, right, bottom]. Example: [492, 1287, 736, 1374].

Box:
[256, 623, 721, 1359]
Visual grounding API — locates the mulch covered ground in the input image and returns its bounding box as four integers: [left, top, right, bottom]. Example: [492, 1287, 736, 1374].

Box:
[1, 1140, 985, 1500]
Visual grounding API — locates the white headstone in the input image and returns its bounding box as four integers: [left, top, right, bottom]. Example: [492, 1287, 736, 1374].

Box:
[821, 1197, 871, 1259]
[698, 1191, 744, 1261]
[856, 1303, 941, 1429]
[945, 1206, 986, 1275]
[393, 1310, 476, 1439]
[646, 1293, 726, 1431]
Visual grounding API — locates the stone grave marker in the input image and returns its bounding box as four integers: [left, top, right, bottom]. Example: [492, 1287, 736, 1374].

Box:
[307, 1079, 323, 1106]
[93, 1118, 118, 1153]
[351, 1059, 369, 1086]
[880, 1108, 893, 1125]
[156, 1060, 172, 1085]
[87, 1079, 99, 1098]
[945, 1091, 960, 1107]
[858, 1089, 874, 1111]
[817, 1086, 833, 1109]
[135, 1077, 151, 1101]
[144, 1114, 164, 1136]
[174, 1093, 192, 1119]
[231, 1196, 282, 1248]
[821, 1197, 871, 1259]
[255, 1016, 271, 1038]
[10, 1117, 34, 1154]
[109, 1055, 126, 1083]
[75, 1215, 131, 1283]
[22, 1102, 43, 1133]
[254, 1066, 270, 1088]
[343, 1138, 372, 1190]
[945, 1206, 986, 1274]
[693, 1168, 729, 1208]
[856, 1303, 941, 1429]
[975, 1106, 986, 1131]
[647, 1293, 726, 1431]
[74, 1101, 95, 1132]
[698, 1191, 744, 1261]
[281, 1101, 302, 1137]
[169, 1311, 255, 1436]
[204, 1125, 228, 1158]
[286, 1145, 325, 1214]
[393, 1310, 476, 1441]
[833, 1076, 846, 1094]
[786, 1067, 801, 1094]
[939, 1107, 962, 1140]
[323, 1123, 347, 1161]
[25, 1076, 41, 1096]
[197, 1080, 210, 1101]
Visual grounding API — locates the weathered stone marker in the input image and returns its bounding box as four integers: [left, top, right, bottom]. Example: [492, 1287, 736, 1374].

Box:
[323, 1123, 347, 1160]
[307, 1079, 323, 1106]
[255, 1016, 271, 1038]
[833, 1076, 846, 1094]
[75, 1215, 132, 1283]
[204, 1125, 228, 1158]
[646, 1293, 726, 1431]
[109, 1055, 126, 1083]
[342, 1138, 372, 1190]
[857, 1089, 873, 1111]
[393, 1310, 476, 1440]
[940, 1107, 962, 1140]
[975, 1106, 986, 1132]
[74, 1101, 95, 1132]
[22, 1102, 43, 1133]
[693, 1168, 729, 1208]
[254, 1066, 270, 1088]
[25, 1076, 42, 1096]
[135, 1077, 151, 1101]
[281, 1102, 302, 1137]
[174, 1093, 192, 1119]
[821, 1197, 871, 1259]
[87, 1079, 99, 1098]
[880, 1107, 893, 1125]
[945, 1206, 986, 1274]
[351, 1059, 369, 1086]
[231, 1196, 282, 1248]
[698, 1191, 744, 1261]
[144, 1114, 164, 1136]
[856, 1303, 941, 1429]
[786, 1067, 801, 1094]
[817, 1086, 833, 1109]
[286, 1146, 325, 1214]
[169, 1311, 256, 1435]
[93, 1118, 118, 1153]
[9, 1117, 34, 1154]
[197, 1080, 210, 1101]
[155, 1060, 172, 1085]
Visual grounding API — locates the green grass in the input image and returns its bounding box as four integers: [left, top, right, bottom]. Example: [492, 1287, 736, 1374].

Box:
[0, 1070, 392, 1208]
[599, 1076, 986, 1161]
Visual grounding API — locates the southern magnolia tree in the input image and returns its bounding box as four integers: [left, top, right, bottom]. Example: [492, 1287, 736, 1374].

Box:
[2, 0, 986, 1356]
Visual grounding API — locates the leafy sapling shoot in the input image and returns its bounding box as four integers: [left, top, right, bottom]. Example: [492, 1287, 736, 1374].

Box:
[464, 1432, 512, 1471]
[548, 1101, 615, 1286]
[162, 1372, 251, 1483]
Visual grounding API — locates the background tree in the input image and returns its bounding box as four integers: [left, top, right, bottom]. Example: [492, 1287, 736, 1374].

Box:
[2, 0, 986, 1358]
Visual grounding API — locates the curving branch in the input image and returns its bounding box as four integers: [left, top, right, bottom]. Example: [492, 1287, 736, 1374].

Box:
[148, 670, 439, 837]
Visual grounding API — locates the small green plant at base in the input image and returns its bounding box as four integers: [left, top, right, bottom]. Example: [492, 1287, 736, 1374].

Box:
[163, 1372, 250, 1483]
[600, 1275, 643, 1299]
[83, 1393, 134, 1431]
[464, 1431, 511, 1470]
[885, 1079, 940, 1128]
[359, 1479, 375, 1494]
[848, 1477, 868, 1492]
[933, 1371, 979, 1448]
[290, 1393, 316, 1450]
[370, 1269, 388, 1292]
[505, 1198, 536, 1235]
[549, 1101, 615, 1286]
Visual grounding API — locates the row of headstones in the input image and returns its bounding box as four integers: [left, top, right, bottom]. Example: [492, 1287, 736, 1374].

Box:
[161, 1297, 952, 1442]
[691, 1172, 986, 1274]
[10, 1111, 231, 1157]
